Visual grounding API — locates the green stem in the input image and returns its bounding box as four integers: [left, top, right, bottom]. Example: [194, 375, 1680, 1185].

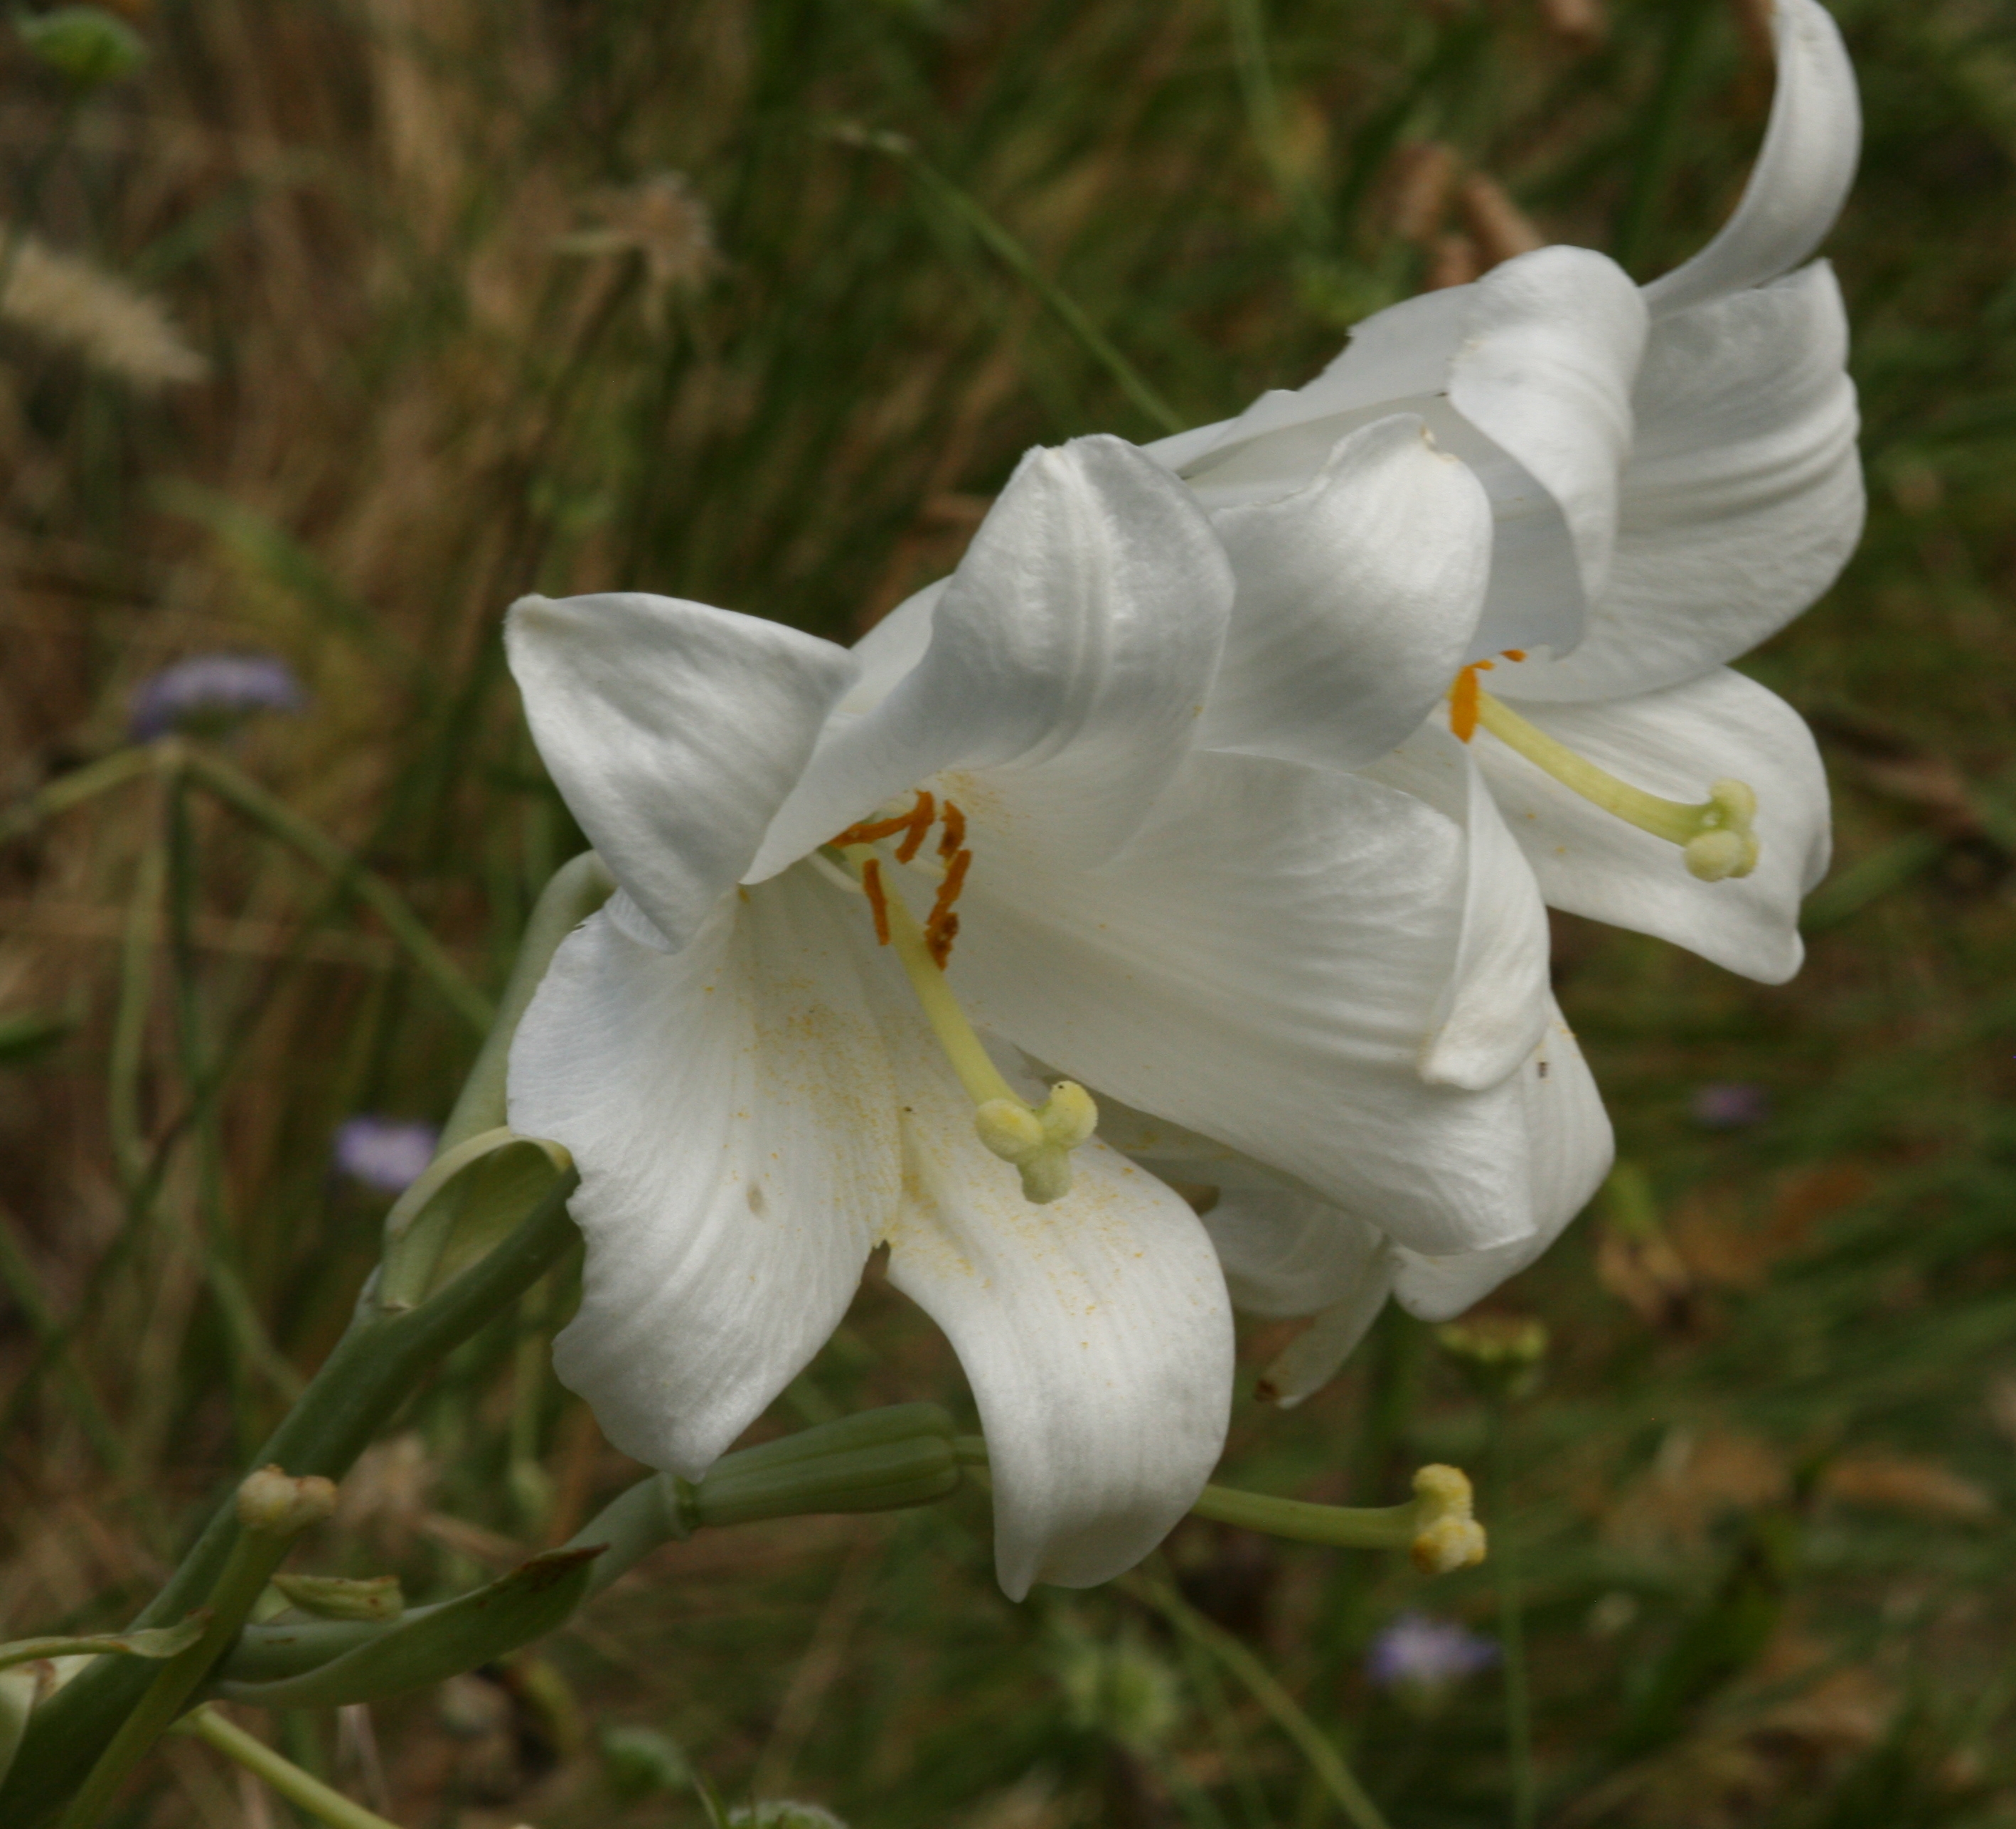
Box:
[165, 772, 301, 1427]
[0, 1027, 225, 1449]
[180, 746, 494, 1036]
[215, 1469, 689, 1689]
[0, 1174, 580, 1825]
[870, 138, 1185, 437]
[1611, 0, 1714, 275]
[0, 744, 159, 848]
[0, 1203, 132, 1484]
[1489, 1404, 1535, 1829]
[1188, 1483, 1419, 1550]
[176, 1710, 405, 1829]
[57, 1495, 324, 1829]
[1124, 1571, 1392, 1829]
[1224, 0, 1327, 245]
[958, 1437, 1429, 1553]
[220, 1409, 956, 1690]
[108, 833, 164, 1192]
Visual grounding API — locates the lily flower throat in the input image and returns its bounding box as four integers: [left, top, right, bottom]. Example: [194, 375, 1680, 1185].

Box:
[816, 790, 1098, 1207]
[1449, 654, 1760, 884]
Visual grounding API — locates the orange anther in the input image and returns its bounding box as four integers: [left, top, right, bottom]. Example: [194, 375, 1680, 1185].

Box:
[893, 790, 936, 863]
[860, 858, 891, 946]
[1449, 665, 1482, 743]
[832, 813, 907, 846]
[831, 789, 934, 850]
[937, 799, 966, 860]
[923, 846, 971, 965]
[1500, 649, 1527, 662]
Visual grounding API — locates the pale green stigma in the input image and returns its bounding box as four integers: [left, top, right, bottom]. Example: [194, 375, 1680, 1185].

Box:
[975, 1081, 1098, 1204]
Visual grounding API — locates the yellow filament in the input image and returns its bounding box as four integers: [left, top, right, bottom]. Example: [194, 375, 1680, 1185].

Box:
[828, 840, 1097, 1203]
[1465, 688, 1759, 882]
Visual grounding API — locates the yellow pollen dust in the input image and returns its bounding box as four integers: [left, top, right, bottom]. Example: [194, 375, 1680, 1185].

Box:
[826, 791, 1098, 1205]
[1449, 658, 1759, 882]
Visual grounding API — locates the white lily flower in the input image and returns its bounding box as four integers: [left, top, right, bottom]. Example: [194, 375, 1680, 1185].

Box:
[1146, 0, 1861, 986]
[504, 434, 1579, 1595]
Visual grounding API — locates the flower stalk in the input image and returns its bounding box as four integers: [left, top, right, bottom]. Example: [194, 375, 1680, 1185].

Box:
[174, 1708, 405, 1829]
[55, 1470, 336, 1829]
[0, 1165, 581, 1825]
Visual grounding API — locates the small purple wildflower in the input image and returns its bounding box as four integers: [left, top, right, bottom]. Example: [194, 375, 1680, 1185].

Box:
[129, 652, 305, 742]
[1690, 1082, 1771, 1130]
[1365, 1613, 1498, 1692]
[333, 1116, 439, 1195]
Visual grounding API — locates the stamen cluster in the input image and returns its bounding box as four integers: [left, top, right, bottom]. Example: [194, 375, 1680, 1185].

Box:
[833, 791, 974, 966]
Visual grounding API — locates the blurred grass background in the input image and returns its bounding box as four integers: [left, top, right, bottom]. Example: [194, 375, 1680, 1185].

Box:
[2, 0, 2015, 1823]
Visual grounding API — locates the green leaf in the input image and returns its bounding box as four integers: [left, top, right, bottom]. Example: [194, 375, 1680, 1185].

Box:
[14, 6, 146, 87]
[376, 1126, 573, 1312]
[267, 1574, 404, 1623]
[0, 1619, 206, 1673]
[0, 1619, 208, 1779]
[0, 1670, 36, 1791]
[0, 1007, 79, 1067]
[214, 1547, 600, 1709]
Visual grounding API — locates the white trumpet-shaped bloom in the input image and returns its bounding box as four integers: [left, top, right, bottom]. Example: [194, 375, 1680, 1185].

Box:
[1146, 0, 1860, 988]
[506, 435, 1599, 1595]
[982, 0, 1860, 1402]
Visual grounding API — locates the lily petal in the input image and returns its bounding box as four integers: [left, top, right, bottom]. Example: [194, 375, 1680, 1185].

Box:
[1200, 415, 1494, 772]
[1145, 296, 1578, 656]
[1490, 262, 1861, 705]
[1393, 998, 1613, 1320]
[1257, 1262, 1398, 1409]
[1195, 1185, 1388, 1318]
[879, 1005, 1232, 1599]
[511, 874, 897, 1478]
[1643, 0, 1860, 319]
[1474, 668, 1831, 982]
[943, 748, 1544, 1257]
[841, 577, 944, 717]
[751, 436, 1231, 877]
[1442, 247, 1648, 619]
[506, 592, 858, 954]
[1359, 725, 1554, 1090]
[1163, 250, 1645, 659]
